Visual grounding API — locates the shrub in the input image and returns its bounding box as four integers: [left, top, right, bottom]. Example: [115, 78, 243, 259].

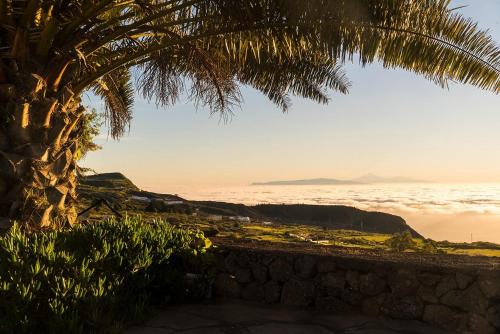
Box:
[385, 231, 416, 252]
[0, 216, 212, 334]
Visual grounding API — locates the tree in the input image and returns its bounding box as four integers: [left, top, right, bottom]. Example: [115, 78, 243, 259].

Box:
[0, 1, 498, 228]
[386, 231, 416, 252]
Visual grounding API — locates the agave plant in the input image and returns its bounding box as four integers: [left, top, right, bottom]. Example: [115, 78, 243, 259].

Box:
[0, 0, 498, 228]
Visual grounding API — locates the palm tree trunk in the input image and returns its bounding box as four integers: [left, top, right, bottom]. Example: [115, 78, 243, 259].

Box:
[0, 81, 83, 229]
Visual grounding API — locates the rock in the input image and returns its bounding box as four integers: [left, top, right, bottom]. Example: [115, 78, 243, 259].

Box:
[317, 260, 336, 273]
[478, 275, 500, 299]
[422, 305, 468, 332]
[435, 275, 457, 297]
[269, 258, 293, 283]
[455, 272, 474, 290]
[281, 279, 315, 307]
[315, 295, 352, 312]
[382, 296, 423, 320]
[235, 268, 253, 284]
[237, 252, 251, 267]
[320, 272, 346, 291]
[224, 252, 239, 274]
[360, 273, 386, 296]
[213, 273, 241, 298]
[440, 283, 488, 313]
[264, 281, 282, 304]
[251, 263, 268, 284]
[468, 313, 497, 334]
[388, 269, 419, 297]
[345, 271, 360, 290]
[487, 304, 500, 329]
[262, 255, 274, 266]
[242, 282, 265, 301]
[417, 285, 438, 304]
[418, 272, 442, 286]
[340, 289, 363, 306]
[362, 294, 386, 316]
[0, 217, 11, 230]
[294, 256, 317, 279]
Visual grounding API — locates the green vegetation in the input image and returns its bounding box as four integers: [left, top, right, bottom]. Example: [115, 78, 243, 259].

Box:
[385, 231, 417, 252]
[0, 216, 212, 334]
[158, 213, 500, 257]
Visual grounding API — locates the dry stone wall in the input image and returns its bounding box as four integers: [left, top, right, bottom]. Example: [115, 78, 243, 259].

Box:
[212, 247, 500, 333]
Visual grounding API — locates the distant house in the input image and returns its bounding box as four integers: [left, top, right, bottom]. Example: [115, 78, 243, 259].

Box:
[207, 215, 224, 221]
[229, 216, 251, 223]
[130, 195, 152, 203]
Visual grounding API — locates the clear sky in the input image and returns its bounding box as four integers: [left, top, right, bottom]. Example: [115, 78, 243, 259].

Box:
[83, 1, 500, 191]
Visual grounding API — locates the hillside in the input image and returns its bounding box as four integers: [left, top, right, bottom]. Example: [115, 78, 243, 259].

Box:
[78, 173, 421, 237]
[76, 173, 500, 258]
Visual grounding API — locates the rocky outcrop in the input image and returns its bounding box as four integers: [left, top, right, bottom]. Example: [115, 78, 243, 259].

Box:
[212, 246, 500, 333]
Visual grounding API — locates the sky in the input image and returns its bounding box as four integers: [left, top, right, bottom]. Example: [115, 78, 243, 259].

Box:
[83, 1, 500, 191]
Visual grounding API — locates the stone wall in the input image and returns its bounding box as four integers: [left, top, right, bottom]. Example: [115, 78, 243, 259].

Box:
[212, 246, 500, 333]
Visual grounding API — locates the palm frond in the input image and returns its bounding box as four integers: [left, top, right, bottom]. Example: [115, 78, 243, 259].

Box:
[91, 67, 134, 138]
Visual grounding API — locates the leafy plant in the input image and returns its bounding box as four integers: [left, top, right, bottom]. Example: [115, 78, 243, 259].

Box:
[0, 216, 212, 334]
[385, 231, 416, 252]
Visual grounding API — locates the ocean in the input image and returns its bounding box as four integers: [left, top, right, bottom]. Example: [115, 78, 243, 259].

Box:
[166, 183, 500, 244]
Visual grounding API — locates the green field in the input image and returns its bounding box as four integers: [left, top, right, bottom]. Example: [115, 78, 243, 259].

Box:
[143, 213, 500, 257]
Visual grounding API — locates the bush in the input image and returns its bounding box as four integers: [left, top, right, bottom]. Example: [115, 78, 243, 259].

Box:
[385, 231, 416, 252]
[0, 216, 212, 334]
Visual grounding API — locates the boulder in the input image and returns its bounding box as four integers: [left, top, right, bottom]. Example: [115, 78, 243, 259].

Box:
[468, 313, 497, 334]
[417, 285, 438, 304]
[251, 263, 268, 284]
[269, 258, 293, 282]
[213, 273, 241, 298]
[235, 268, 253, 284]
[264, 281, 282, 303]
[359, 272, 386, 296]
[345, 271, 360, 291]
[435, 275, 457, 297]
[487, 304, 500, 329]
[340, 289, 363, 306]
[281, 279, 315, 307]
[224, 252, 239, 274]
[362, 294, 386, 316]
[455, 272, 474, 290]
[237, 252, 251, 267]
[388, 269, 419, 297]
[440, 283, 488, 313]
[320, 272, 346, 291]
[382, 295, 423, 320]
[317, 260, 336, 273]
[422, 305, 468, 332]
[294, 255, 317, 279]
[417, 272, 442, 286]
[478, 275, 500, 299]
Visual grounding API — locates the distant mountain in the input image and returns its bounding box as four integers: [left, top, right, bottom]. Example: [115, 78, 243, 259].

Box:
[251, 178, 361, 186]
[350, 174, 430, 184]
[252, 174, 430, 186]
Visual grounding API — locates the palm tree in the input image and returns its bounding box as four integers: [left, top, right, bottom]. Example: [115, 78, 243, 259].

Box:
[0, 0, 498, 228]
